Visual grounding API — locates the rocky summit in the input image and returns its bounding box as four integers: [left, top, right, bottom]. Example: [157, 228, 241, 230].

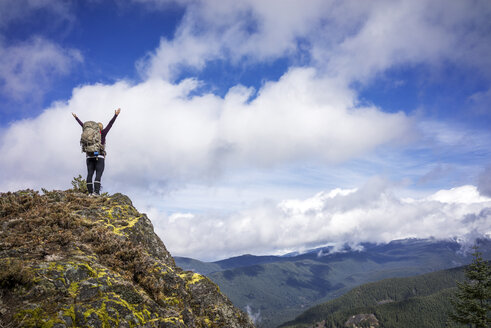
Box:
[0, 189, 255, 328]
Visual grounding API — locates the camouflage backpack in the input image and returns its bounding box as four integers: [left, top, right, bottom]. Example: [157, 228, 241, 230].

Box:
[80, 121, 102, 154]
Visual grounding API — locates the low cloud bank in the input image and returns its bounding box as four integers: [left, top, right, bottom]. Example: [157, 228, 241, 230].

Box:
[151, 181, 491, 260]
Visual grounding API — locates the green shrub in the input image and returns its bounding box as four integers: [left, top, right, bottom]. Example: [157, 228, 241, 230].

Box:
[71, 175, 88, 193]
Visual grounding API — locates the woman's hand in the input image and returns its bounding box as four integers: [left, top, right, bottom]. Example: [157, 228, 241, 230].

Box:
[115, 108, 121, 115]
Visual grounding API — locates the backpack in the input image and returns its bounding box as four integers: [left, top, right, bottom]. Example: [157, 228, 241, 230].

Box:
[80, 121, 103, 154]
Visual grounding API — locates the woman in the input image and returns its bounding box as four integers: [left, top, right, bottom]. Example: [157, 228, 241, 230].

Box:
[72, 108, 121, 195]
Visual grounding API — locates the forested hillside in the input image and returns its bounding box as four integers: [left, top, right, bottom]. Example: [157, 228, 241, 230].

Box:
[280, 266, 468, 328]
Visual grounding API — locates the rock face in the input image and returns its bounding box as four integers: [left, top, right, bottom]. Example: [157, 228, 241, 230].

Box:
[0, 190, 255, 328]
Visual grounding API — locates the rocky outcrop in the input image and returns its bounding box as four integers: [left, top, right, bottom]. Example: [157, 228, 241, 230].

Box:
[0, 189, 255, 328]
[344, 314, 379, 328]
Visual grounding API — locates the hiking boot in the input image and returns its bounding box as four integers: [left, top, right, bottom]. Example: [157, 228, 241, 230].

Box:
[87, 182, 93, 194]
[94, 181, 101, 195]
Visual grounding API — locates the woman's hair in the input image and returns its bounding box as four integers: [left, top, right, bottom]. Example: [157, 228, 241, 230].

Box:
[98, 122, 103, 130]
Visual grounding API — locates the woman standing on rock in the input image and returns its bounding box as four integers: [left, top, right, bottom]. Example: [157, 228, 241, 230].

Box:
[72, 108, 121, 195]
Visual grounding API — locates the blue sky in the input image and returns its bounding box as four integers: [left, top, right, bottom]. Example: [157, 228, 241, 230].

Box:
[1, 0, 490, 260]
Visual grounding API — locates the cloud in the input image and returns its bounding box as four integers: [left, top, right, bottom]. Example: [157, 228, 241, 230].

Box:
[478, 165, 491, 197]
[313, 0, 491, 82]
[137, 0, 330, 80]
[0, 0, 80, 104]
[0, 102, 83, 191]
[150, 182, 491, 260]
[138, 0, 491, 83]
[0, 67, 411, 192]
[0, 37, 82, 101]
[245, 305, 261, 326]
[0, 0, 74, 29]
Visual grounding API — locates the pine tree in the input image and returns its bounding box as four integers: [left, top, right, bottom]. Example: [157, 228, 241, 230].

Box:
[450, 247, 491, 328]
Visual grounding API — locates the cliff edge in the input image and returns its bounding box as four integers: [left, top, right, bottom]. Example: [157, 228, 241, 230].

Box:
[0, 189, 255, 328]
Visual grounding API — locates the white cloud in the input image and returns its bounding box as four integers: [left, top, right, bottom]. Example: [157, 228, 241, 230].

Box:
[315, 1, 452, 81]
[0, 37, 82, 101]
[317, 0, 491, 83]
[0, 68, 411, 192]
[0, 0, 81, 103]
[0, 103, 83, 191]
[428, 185, 490, 204]
[138, 0, 329, 80]
[139, 0, 491, 83]
[150, 181, 491, 260]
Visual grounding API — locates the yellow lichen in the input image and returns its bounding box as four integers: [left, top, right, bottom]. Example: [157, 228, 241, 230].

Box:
[75, 291, 161, 327]
[63, 306, 76, 324]
[79, 262, 98, 278]
[83, 301, 116, 327]
[68, 282, 79, 298]
[29, 259, 168, 327]
[107, 292, 146, 322]
[15, 307, 63, 328]
[153, 262, 175, 276]
[179, 272, 205, 286]
[162, 296, 181, 306]
[162, 316, 184, 324]
[97, 204, 142, 236]
[201, 316, 213, 327]
[48, 262, 65, 272]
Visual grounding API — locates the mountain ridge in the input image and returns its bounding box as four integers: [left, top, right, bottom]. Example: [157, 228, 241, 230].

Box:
[176, 237, 481, 275]
[175, 238, 491, 328]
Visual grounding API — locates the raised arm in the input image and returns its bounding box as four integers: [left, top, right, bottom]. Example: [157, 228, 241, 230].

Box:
[102, 108, 121, 134]
[72, 113, 83, 127]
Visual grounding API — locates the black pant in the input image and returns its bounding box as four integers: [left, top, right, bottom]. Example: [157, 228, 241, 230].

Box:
[86, 157, 105, 194]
